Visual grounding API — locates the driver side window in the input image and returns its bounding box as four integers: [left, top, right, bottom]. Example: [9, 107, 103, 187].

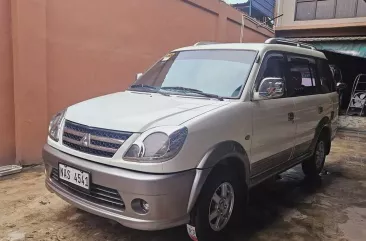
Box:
[256, 53, 287, 96]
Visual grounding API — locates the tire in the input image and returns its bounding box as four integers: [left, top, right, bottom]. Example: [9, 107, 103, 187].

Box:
[302, 134, 327, 177]
[187, 167, 245, 241]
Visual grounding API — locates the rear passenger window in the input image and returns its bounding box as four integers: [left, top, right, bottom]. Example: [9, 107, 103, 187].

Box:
[318, 60, 335, 93]
[295, 66, 315, 87]
[287, 56, 318, 97]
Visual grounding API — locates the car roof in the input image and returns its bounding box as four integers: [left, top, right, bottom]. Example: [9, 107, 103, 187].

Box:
[173, 43, 327, 60]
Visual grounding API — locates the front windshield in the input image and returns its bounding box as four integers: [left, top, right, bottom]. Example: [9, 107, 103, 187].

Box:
[131, 49, 257, 98]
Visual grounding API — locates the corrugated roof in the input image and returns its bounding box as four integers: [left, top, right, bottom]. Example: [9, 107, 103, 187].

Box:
[289, 37, 366, 58]
[289, 36, 366, 42]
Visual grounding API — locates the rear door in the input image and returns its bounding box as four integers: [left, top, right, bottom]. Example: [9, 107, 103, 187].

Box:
[287, 55, 333, 158]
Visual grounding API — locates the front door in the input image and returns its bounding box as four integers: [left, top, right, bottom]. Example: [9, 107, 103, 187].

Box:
[251, 52, 296, 181]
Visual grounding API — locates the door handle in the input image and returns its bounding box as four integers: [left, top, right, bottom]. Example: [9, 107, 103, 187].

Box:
[288, 112, 294, 121]
[318, 106, 324, 114]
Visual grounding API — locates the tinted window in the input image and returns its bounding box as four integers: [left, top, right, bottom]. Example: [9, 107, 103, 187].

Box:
[287, 56, 318, 97]
[357, 0, 366, 17]
[316, 0, 336, 19]
[319, 60, 336, 93]
[336, 0, 357, 18]
[256, 53, 287, 93]
[295, 0, 366, 20]
[296, 0, 316, 20]
[133, 50, 257, 98]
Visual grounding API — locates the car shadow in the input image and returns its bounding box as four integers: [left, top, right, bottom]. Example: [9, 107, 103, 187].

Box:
[56, 164, 340, 241]
[226, 165, 337, 241]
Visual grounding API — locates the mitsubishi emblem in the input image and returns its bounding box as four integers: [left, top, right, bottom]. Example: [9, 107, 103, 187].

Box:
[80, 133, 90, 147]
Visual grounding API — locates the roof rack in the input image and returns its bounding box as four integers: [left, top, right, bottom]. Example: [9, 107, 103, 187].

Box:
[194, 42, 218, 46]
[265, 38, 316, 50]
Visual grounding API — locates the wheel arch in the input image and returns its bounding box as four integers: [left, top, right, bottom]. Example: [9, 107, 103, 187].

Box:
[187, 141, 250, 212]
[310, 117, 332, 155]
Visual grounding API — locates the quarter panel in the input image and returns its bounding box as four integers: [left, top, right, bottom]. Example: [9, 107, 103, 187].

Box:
[293, 94, 332, 156]
[329, 92, 339, 137]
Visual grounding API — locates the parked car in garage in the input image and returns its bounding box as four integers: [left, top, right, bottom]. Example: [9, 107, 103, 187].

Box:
[43, 38, 339, 241]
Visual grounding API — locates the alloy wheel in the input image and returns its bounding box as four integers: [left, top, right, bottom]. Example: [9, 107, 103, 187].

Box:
[208, 182, 235, 231]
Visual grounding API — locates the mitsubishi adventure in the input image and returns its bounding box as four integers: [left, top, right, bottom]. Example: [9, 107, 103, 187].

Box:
[43, 38, 339, 241]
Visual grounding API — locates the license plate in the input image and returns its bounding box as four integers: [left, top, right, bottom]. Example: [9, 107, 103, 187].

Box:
[58, 164, 90, 190]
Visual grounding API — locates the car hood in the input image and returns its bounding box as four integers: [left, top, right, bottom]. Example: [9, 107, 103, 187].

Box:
[65, 91, 229, 132]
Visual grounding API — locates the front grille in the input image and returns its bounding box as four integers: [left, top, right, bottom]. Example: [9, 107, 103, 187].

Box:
[62, 120, 132, 158]
[51, 168, 125, 210]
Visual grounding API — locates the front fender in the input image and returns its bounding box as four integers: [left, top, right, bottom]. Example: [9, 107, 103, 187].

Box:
[186, 141, 250, 212]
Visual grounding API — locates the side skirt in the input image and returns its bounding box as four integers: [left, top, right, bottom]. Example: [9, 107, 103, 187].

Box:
[249, 152, 312, 188]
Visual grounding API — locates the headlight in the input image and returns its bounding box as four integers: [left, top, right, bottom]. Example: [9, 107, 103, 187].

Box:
[124, 127, 188, 162]
[49, 109, 67, 142]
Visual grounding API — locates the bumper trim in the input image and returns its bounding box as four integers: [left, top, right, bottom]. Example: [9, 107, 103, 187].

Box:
[46, 179, 189, 230]
[43, 144, 195, 231]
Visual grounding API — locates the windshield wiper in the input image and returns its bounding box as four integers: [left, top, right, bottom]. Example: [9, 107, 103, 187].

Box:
[161, 86, 223, 101]
[129, 84, 170, 96]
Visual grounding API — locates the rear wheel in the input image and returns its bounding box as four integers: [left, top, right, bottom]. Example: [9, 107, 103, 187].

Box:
[187, 167, 244, 241]
[302, 134, 327, 177]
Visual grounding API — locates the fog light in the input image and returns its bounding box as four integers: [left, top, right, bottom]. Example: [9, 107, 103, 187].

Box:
[131, 198, 150, 214]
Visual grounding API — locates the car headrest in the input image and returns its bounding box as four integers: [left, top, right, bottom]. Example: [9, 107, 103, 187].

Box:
[291, 71, 302, 87]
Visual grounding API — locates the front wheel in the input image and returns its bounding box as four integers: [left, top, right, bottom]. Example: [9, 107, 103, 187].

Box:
[187, 167, 244, 241]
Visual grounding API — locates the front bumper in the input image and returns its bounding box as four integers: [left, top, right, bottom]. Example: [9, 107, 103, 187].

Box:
[43, 144, 196, 231]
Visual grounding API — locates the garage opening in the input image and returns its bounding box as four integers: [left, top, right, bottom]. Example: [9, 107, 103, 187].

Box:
[290, 38, 366, 117]
[322, 50, 366, 115]
[287, 37, 366, 131]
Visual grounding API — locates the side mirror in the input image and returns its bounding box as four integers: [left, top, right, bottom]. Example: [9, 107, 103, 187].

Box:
[336, 82, 347, 91]
[253, 77, 285, 100]
[136, 73, 143, 81]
